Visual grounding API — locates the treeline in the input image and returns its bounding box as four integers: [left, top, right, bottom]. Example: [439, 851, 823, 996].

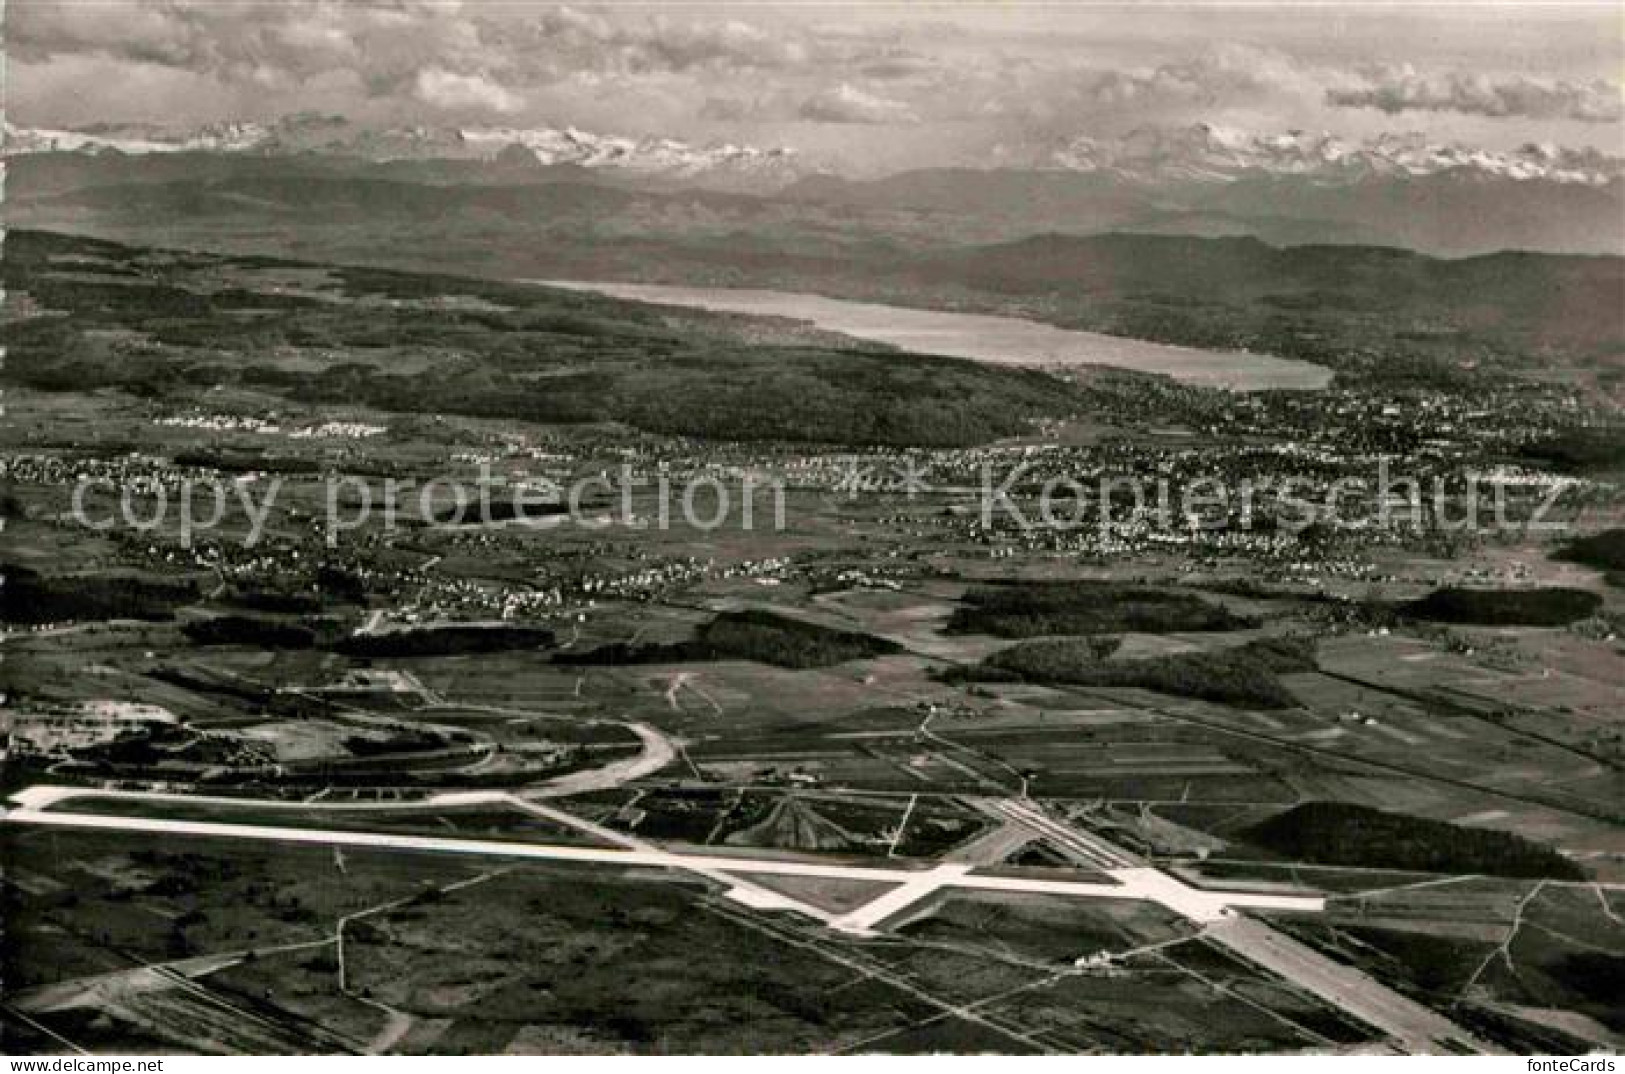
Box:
[331, 624, 556, 657]
[147, 664, 273, 705]
[341, 730, 451, 757]
[171, 448, 322, 475]
[951, 635, 1316, 709]
[218, 566, 365, 612]
[1243, 801, 1586, 880]
[1, 563, 197, 624]
[947, 581, 1256, 638]
[225, 588, 323, 614]
[432, 499, 573, 525]
[182, 615, 317, 649]
[1519, 427, 1625, 474]
[1554, 529, 1625, 572]
[557, 609, 901, 669]
[1402, 586, 1602, 626]
[174, 611, 558, 656]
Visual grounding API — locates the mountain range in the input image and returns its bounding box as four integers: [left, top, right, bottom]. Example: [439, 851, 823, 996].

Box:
[6, 117, 1622, 256]
[10, 116, 1619, 185]
[3, 115, 802, 193]
[1046, 124, 1621, 188]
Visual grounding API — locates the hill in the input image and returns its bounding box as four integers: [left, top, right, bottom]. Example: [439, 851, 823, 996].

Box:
[556, 610, 901, 669]
[1243, 801, 1585, 880]
[1401, 587, 1603, 626]
[13, 119, 1623, 256]
[1, 229, 1087, 448]
[13, 160, 1620, 395]
[947, 582, 1256, 638]
[951, 636, 1317, 710]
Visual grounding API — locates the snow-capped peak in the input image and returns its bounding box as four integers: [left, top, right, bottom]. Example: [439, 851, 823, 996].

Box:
[2, 116, 801, 189]
[456, 125, 795, 178]
[4, 120, 274, 156]
[1049, 124, 1622, 186]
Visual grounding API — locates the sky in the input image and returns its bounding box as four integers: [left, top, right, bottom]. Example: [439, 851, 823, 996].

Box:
[9, 1, 1623, 171]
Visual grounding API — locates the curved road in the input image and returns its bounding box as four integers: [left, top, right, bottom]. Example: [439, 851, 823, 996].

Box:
[532, 721, 677, 798]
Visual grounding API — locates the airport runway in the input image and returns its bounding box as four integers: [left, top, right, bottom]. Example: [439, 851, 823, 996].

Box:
[4, 789, 1323, 931]
[5, 784, 1514, 1054]
[1207, 916, 1504, 1055]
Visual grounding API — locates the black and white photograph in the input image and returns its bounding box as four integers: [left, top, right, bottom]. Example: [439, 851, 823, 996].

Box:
[1, 0, 1622, 1059]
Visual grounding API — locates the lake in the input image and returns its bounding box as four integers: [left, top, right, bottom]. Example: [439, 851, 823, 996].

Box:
[537, 281, 1333, 392]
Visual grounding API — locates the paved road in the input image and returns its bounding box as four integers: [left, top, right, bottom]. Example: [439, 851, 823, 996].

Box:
[10, 941, 331, 1014]
[380, 702, 677, 799]
[832, 863, 973, 931]
[972, 798, 1138, 870]
[943, 820, 1034, 866]
[531, 721, 676, 798]
[1208, 917, 1504, 1055]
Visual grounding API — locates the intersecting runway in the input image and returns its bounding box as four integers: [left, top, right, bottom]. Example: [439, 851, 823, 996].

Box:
[4, 785, 1324, 935]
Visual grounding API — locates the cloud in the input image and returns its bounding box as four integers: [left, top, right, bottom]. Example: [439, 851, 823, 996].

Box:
[9, 1, 907, 123]
[494, 4, 913, 80]
[9, 0, 1618, 164]
[414, 67, 521, 113]
[957, 44, 1320, 131]
[857, 53, 938, 81]
[1328, 66, 1622, 123]
[698, 95, 768, 123]
[10, 1, 490, 97]
[798, 84, 918, 124]
[510, 6, 792, 74]
[1084, 45, 1310, 107]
